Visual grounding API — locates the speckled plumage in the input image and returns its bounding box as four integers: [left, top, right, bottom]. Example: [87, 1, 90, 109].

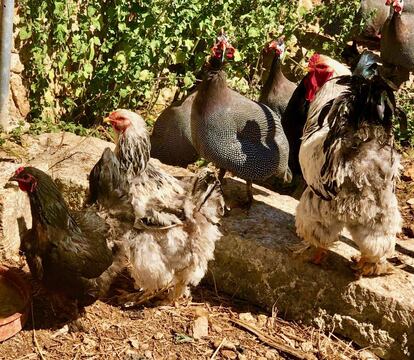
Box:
[191, 68, 291, 183]
[296, 74, 401, 274]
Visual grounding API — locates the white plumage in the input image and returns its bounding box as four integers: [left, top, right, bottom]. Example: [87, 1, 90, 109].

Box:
[295, 73, 401, 276]
[108, 110, 224, 300]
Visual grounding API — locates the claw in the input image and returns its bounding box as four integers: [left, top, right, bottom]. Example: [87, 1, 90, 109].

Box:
[351, 256, 393, 277]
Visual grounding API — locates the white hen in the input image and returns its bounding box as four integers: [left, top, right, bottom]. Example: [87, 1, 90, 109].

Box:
[103, 109, 224, 301]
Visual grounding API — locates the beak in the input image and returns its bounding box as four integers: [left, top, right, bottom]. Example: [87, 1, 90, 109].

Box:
[4, 175, 18, 189]
[221, 45, 227, 63]
[103, 117, 111, 124]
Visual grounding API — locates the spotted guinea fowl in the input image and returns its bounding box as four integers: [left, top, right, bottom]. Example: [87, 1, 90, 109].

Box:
[295, 56, 401, 277]
[281, 54, 351, 177]
[100, 109, 224, 302]
[150, 90, 198, 167]
[259, 36, 296, 117]
[9, 166, 124, 315]
[381, 0, 414, 87]
[191, 33, 291, 208]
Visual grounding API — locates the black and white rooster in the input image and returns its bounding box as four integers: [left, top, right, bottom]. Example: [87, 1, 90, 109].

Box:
[295, 53, 401, 276]
[90, 110, 224, 302]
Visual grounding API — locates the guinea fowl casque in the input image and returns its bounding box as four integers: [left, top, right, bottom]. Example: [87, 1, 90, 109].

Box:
[191, 33, 291, 208]
[9, 166, 123, 314]
[259, 36, 297, 117]
[150, 90, 198, 167]
[381, 0, 414, 87]
[295, 56, 401, 277]
[95, 109, 224, 302]
[281, 54, 351, 178]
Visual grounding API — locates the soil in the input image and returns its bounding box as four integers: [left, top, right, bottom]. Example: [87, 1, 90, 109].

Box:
[0, 276, 369, 360]
[396, 149, 414, 240]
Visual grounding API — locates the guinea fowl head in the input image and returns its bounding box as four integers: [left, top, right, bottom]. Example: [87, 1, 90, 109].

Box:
[386, 0, 404, 14]
[105, 109, 151, 175]
[304, 53, 337, 102]
[209, 31, 235, 69]
[264, 36, 285, 57]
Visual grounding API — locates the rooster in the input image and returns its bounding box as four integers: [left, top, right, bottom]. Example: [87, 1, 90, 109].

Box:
[92, 110, 224, 302]
[282, 54, 351, 178]
[295, 57, 401, 276]
[9, 166, 124, 314]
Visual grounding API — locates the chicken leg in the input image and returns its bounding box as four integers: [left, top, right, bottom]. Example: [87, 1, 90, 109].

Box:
[351, 256, 393, 277]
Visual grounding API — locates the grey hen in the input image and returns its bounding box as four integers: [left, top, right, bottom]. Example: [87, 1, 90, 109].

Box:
[103, 109, 224, 301]
[191, 33, 291, 208]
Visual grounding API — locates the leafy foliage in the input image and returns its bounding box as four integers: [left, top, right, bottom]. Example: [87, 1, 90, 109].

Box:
[17, 0, 361, 130]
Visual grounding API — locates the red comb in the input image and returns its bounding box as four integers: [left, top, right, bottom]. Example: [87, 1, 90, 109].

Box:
[15, 166, 25, 175]
[308, 53, 321, 68]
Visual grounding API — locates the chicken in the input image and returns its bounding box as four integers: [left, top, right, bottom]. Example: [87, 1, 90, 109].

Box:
[259, 36, 297, 117]
[295, 59, 401, 276]
[191, 32, 291, 208]
[96, 109, 224, 301]
[282, 53, 351, 178]
[9, 166, 124, 314]
[150, 90, 199, 167]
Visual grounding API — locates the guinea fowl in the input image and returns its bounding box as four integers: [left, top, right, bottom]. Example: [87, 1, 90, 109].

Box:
[9, 167, 123, 314]
[98, 109, 224, 302]
[281, 54, 351, 178]
[150, 90, 198, 167]
[191, 33, 291, 208]
[259, 36, 297, 117]
[295, 57, 401, 277]
[381, 0, 414, 87]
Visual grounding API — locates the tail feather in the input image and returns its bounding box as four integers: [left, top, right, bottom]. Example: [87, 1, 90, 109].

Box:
[189, 169, 225, 223]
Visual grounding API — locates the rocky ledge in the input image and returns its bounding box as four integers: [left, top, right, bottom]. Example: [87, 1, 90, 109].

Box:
[1, 132, 413, 359]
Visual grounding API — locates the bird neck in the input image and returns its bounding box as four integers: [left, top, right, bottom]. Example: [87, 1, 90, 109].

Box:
[261, 54, 285, 97]
[117, 129, 151, 176]
[28, 184, 74, 230]
[198, 69, 228, 99]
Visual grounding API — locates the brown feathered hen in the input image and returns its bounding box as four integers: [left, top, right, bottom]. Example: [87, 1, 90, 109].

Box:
[9, 166, 124, 315]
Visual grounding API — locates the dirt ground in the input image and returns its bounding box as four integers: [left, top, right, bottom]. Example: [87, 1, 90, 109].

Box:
[1, 279, 372, 360]
[1, 154, 412, 360]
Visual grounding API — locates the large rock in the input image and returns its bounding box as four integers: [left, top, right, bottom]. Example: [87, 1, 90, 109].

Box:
[208, 178, 414, 360]
[1, 133, 413, 359]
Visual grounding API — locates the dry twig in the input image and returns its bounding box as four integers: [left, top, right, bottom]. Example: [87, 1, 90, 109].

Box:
[230, 318, 317, 360]
[210, 337, 226, 360]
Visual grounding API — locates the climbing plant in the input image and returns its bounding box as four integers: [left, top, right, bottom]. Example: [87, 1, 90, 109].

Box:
[17, 0, 360, 131]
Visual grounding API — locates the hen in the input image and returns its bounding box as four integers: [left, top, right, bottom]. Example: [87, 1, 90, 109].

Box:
[94, 109, 224, 301]
[9, 166, 123, 313]
[295, 60, 401, 276]
[191, 33, 291, 208]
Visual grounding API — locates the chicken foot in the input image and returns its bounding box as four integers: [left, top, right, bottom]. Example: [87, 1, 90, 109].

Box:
[351, 256, 393, 277]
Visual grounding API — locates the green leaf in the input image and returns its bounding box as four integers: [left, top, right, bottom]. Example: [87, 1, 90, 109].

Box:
[19, 26, 32, 40]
